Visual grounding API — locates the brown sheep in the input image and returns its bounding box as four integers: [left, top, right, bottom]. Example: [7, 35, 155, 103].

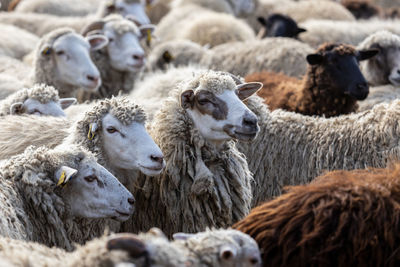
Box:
[233, 163, 400, 267]
[341, 0, 400, 19]
[245, 43, 378, 117]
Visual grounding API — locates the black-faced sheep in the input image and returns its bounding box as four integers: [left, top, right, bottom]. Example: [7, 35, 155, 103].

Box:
[0, 83, 75, 116]
[234, 163, 400, 267]
[122, 71, 262, 236]
[0, 144, 134, 251]
[245, 43, 378, 117]
[256, 14, 306, 39]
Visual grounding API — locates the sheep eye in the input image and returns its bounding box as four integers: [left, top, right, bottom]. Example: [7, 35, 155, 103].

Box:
[56, 51, 65, 56]
[198, 99, 210, 105]
[30, 109, 42, 114]
[106, 127, 118, 133]
[84, 175, 97, 183]
[108, 37, 114, 42]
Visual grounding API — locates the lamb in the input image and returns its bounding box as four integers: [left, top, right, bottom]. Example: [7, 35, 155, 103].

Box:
[122, 71, 262, 237]
[0, 83, 76, 116]
[80, 15, 154, 100]
[233, 164, 400, 267]
[245, 43, 378, 117]
[147, 38, 314, 78]
[0, 0, 152, 37]
[0, 144, 134, 250]
[299, 19, 400, 47]
[0, 97, 165, 184]
[0, 228, 261, 267]
[256, 14, 306, 39]
[237, 96, 400, 206]
[0, 23, 39, 60]
[357, 30, 400, 86]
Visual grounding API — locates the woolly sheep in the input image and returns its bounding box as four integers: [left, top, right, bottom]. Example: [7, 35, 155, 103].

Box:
[0, 55, 32, 97]
[147, 38, 314, 78]
[80, 15, 154, 100]
[245, 43, 378, 117]
[300, 19, 400, 47]
[357, 30, 400, 86]
[0, 23, 39, 60]
[0, 84, 76, 116]
[147, 0, 172, 24]
[234, 164, 400, 267]
[0, 144, 134, 250]
[122, 71, 262, 236]
[170, 0, 256, 17]
[358, 84, 400, 111]
[11, 0, 100, 16]
[238, 96, 400, 206]
[0, 228, 261, 267]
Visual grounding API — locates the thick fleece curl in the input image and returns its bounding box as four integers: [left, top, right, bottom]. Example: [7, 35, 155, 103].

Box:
[234, 163, 400, 267]
[238, 96, 400, 206]
[33, 28, 77, 97]
[87, 15, 141, 99]
[246, 43, 359, 117]
[0, 83, 59, 116]
[123, 72, 253, 236]
[358, 30, 400, 85]
[0, 145, 97, 251]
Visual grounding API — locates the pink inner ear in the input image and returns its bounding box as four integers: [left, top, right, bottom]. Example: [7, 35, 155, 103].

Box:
[89, 38, 105, 48]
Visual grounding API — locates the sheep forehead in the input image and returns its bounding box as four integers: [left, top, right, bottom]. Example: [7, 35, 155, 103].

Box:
[26, 84, 59, 104]
[359, 31, 400, 50]
[317, 43, 356, 56]
[188, 72, 237, 95]
[104, 19, 140, 37]
[53, 33, 90, 51]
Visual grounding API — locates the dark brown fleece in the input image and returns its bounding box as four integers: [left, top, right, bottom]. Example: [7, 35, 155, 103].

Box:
[234, 164, 400, 267]
[245, 43, 359, 117]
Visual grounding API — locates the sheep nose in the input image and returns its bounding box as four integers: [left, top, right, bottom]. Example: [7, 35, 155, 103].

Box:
[132, 53, 144, 61]
[127, 197, 135, 205]
[242, 116, 258, 128]
[357, 82, 368, 91]
[150, 154, 164, 164]
[87, 75, 99, 83]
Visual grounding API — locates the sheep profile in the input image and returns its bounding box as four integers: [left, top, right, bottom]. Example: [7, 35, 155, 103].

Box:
[123, 71, 262, 236]
[234, 163, 400, 267]
[256, 14, 306, 39]
[0, 144, 134, 250]
[0, 84, 76, 116]
[245, 43, 378, 117]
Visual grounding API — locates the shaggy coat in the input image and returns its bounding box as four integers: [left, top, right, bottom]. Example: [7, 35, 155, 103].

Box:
[0, 83, 59, 116]
[245, 44, 361, 117]
[357, 84, 400, 112]
[238, 96, 400, 206]
[0, 23, 39, 60]
[123, 72, 253, 236]
[0, 145, 107, 251]
[234, 164, 400, 267]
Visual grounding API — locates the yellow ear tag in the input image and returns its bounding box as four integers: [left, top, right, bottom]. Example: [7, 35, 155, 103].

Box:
[57, 171, 66, 187]
[42, 47, 51, 55]
[88, 124, 95, 140]
[146, 29, 152, 46]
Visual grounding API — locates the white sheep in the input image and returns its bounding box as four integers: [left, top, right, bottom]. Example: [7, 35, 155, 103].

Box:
[0, 23, 39, 60]
[0, 228, 261, 267]
[0, 84, 75, 116]
[237, 96, 400, 206]
[0, 144, 134, 250]
[80, 15, 154, 100]
[300, 19, 400, 47]
[146, 38, 314, 78]
[122, 70, 262, 236]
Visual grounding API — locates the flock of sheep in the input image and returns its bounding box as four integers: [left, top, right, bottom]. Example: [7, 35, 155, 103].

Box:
[0, 0, 398, 266]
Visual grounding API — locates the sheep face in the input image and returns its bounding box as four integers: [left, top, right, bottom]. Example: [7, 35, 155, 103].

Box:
[103, 21, 146, 72]
[382, 46, 400, 86]
[306, 47, 378, 100]
[49, 33, 107, 92]
[100, 113, 165, 176]
[106, 0, 151, 25]
[181, 82, 261, 143]
[10, 98, 75, 117]
[56, 155, 135, 222]
[257, 14, 306, 39]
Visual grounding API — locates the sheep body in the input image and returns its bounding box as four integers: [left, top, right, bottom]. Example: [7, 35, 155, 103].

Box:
[357, 85, 400, 111]
[0, 23, 39, 60]
[13, 0, 99, 17]
[300, 19, 400, 47]
[234, 164, 400, 267]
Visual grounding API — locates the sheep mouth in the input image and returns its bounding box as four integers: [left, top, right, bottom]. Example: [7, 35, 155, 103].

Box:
[113, 210, 132, 221]
[139, 164, 164, 176]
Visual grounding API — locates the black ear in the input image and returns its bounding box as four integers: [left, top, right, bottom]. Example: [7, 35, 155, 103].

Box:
[306, 54, 324, 65]
[180, 90, 195, 109]
[297, 27, 307, 34]
[257, 17, 267, 26]
[357, 49, 379, 61]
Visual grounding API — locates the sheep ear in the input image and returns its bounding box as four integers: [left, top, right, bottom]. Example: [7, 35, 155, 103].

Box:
[10, 102, 25, 115]
[180, 90, 195, 109]
[107, 234, 148, 258]
[55, 166, 78, 187]
[357, 49, 379, 61]
[87, 122, 98, 140]
[297, 27, 307, 34]
[257, 16, 267, 26]
[59, 98, 77, 110]
[139, 24, 156, 36]
[173, 232, 196, 241]
[306, 54, 324, 65]
[86, 34, 109, 51]
[81, 20, 105, 36]
[162, 50, 174, 63]
[236, 82, 263, 100]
